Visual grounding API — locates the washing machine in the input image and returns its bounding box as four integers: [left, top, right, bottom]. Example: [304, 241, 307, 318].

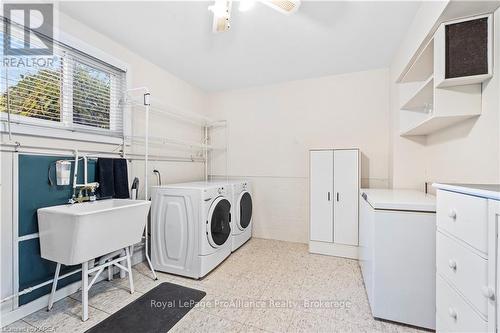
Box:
[228, 180, 253, 251]
[207, 180, 253, 251]
[151, 182, 232, 279]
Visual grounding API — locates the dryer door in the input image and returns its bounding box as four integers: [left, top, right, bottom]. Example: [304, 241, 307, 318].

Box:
[207, 197, 231, 247]
[236, 191, 253, 231]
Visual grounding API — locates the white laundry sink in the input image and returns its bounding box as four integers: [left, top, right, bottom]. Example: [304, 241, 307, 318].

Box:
[38, 199, 150, 265]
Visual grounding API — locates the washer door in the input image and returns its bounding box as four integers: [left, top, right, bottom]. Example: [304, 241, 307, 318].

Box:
[207, 197, 231, 247]
[236, 191, 253, 231]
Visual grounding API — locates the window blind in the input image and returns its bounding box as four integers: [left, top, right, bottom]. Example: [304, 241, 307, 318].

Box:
[1, 18, 126, 137]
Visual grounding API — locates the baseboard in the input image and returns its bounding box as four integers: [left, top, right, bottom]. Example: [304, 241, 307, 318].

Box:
[309, 241, 359, 260]
[1, 251, 145, 327]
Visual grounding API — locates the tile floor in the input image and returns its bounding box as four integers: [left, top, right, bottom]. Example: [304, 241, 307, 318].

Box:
[3, 238, 428, 333]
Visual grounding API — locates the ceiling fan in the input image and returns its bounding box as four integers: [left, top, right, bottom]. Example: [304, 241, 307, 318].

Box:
[209, 0, 301, 33]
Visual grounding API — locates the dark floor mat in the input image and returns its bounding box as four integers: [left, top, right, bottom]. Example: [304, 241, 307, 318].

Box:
[85, 282, 206, 333]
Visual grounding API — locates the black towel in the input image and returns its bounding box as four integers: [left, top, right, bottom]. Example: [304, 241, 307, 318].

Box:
[96, 158, 114, 199]
[113, 158, 130, 199]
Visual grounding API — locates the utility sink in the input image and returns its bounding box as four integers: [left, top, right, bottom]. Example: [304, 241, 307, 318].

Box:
[38, 199, 150, 265]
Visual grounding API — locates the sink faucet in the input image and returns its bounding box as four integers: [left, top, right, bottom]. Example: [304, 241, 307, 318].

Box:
[71, 183, 100, 204]
[69, 150, 101, 204]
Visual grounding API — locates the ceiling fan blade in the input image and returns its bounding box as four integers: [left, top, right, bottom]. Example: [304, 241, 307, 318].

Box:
[259, 0, 301, 14]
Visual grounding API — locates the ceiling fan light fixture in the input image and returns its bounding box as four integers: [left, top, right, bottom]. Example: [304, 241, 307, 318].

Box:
[260, 0, 301, 14]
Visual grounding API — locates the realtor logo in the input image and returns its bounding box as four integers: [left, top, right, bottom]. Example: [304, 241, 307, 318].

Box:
[3, 3, 53, 56]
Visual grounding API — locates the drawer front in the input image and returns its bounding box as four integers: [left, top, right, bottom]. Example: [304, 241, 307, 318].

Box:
[437, 190, 488, 253]
[437, 231, 488, 316]
[436, 276, 487, 332]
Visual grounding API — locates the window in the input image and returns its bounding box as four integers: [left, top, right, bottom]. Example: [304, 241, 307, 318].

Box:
[0, 18, 126, 138]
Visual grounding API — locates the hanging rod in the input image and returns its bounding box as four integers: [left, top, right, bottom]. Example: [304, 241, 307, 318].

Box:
[128, 135, 214, 150]
[0, 142, 123, 157]
[126, 154, 204, 163]
[131, 138, 227, 152]
[0, 143, 205, 163]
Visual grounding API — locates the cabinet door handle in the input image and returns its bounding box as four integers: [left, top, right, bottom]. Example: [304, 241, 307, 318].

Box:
[482, 286, 495, 300]
[336, 192, 339, 202]
[328, 192, 331, 201]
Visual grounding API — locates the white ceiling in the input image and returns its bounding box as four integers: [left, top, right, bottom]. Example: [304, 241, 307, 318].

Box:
[59, 1, 421, 92]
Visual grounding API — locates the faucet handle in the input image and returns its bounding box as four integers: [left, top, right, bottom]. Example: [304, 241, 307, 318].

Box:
[86, 182, 99, 189]
[89, 187, 97, 202]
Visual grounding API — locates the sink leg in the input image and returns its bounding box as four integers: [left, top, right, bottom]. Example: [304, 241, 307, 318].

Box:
[82, 261, 89, 322]
[144, 226, 158, 280]
[108, 261, 114, 281]
[47, 263, 61, 311]
[145, 256, 158, 280]
[125, 247, 134, 294]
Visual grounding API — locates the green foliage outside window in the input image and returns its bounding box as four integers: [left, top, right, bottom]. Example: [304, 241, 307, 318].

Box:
[0, 68, 61, 122]
[73, 62, 111, 129]
[1, 62, 111, 129]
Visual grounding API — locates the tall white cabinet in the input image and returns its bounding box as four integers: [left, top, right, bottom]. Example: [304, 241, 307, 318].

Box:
[309, 149, 360, 259]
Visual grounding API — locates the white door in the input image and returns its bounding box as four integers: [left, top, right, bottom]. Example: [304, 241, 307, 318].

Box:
[310, 150, 334, 242]
[333, 149, 359, 246]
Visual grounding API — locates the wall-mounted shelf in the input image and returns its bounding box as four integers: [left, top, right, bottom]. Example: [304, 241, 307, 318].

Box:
[400, 76, 433, 111]
[400, 39, 434, 83]
[400, 83, 481, 137]
[398, 14, 490, 137]
[400, 114, 480, 137]
[126, 96, 220, 127]
[129, 135, 214, 151]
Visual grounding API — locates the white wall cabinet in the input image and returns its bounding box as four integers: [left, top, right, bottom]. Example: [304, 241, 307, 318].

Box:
[309, 149, 359, 259]
[398, 14, 492, 137]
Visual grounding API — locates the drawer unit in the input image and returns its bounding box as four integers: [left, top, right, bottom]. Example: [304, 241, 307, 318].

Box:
[436, 275, 488, 333]
[437, 231, 488, 316]
[437, 190, 488, 253]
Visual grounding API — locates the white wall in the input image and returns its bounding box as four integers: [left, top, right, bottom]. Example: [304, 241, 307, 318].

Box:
[207, 69, 391, 243]
[390, 6, 500, 190]
[0, 10, 208, 320]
